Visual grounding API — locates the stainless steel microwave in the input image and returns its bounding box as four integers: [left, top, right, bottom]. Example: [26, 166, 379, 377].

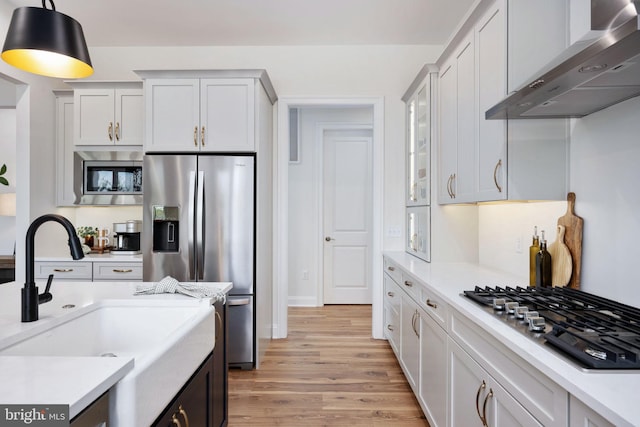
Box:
[73, 151, 143, 205]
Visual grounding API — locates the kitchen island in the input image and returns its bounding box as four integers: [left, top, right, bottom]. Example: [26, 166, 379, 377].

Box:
[383, 251, 640, 427]
[0, 280, 231, 426]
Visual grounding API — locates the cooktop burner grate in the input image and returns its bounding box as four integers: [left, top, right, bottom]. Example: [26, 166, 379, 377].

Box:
[463, 286, 640, 369]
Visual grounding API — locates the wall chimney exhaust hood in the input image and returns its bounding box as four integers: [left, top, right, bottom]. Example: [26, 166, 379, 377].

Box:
[486, 0, 640, 120]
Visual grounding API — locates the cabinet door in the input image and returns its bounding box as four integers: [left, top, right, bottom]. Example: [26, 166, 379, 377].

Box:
[407, 80, 430, 206]
[200, 79, 255, 152]
[383, 274, 401, 354]
[450, 339, 542, 427]
[455, 33, 476, 203]
[438, 61, 458, 204]
[406, 206, 430, 262]
[569, 395, 615, 427]
[114, 88, 143, 146]
[212, 301, 228, 427]
[153, 353, 213, 427]
[145, 79, 200, 152]
[74, 89, 115, 146]
[476, 0, 507, 201]
[400, 295, 420, 391]
[419, 310, 447, 427]
[55, 93, 75, 206]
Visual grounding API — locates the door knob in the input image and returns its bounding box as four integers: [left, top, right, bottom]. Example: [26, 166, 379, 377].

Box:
[325, 236, 335, 242]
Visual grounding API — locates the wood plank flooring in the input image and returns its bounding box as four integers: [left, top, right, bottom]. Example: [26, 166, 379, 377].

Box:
[228, 305, 429, 426]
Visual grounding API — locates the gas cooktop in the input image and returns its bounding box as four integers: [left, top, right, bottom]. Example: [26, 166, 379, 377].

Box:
[464, 286, 640, 370]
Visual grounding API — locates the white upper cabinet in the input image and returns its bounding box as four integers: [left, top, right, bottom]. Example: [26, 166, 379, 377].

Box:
[437, 0, 569, 204]
[54, 91, 75, 207]
[404, 72, 432, 206]
[137, 70, 277, 153]
[69, 82, 143, 146]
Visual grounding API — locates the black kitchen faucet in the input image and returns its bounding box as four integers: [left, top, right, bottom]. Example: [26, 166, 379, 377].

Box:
[22, 214, 84, 322]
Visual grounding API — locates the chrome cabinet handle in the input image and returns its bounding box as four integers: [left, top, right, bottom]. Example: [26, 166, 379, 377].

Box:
[179, 405, 190, 427]
[482, 388, 493, 427]
[475, 380, 486, 424]
[493, 159, 502, 193]
[387, 266, 395, 272]
[446, 174, 453, 198]
[426, 299, 438, 309]
[53, 268, 73, 272]
[410, 182, 417, 201]
[193, 126, 198, 146]
[201, 126, 205, 146]
[404, 280, 413, 287]
[325, 236, 335, 242]
[387, 291, 394, 297]
[387, 324, 394, 331]
[108, 122, 113, 141]
[171, 413, 182, 427]
[115, 122, 120, 141]
[112, 269, 133, 273]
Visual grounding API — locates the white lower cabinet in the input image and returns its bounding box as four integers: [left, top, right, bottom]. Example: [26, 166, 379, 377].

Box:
[383, 274, 401, 354]
[35, 260, 143, 282]
[400, 295, 421, 390]
[418, 306, 448, 427]
[450, 339, 542, 427]
[569, 396, 615, 427]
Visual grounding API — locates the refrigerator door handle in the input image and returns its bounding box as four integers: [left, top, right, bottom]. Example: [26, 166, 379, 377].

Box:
[197, 170, 205, 281]
[188, 171, 196, 280]
[227, 298, 251, 306]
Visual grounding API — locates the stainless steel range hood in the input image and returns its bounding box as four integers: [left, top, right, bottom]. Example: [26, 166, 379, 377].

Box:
[486, 0, 640, 120]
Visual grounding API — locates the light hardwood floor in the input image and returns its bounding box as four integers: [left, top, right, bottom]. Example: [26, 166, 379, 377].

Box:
[228, 305, 429, 426]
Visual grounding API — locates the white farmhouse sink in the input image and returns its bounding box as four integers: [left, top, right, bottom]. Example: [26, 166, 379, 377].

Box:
[0, 300, 216, 427]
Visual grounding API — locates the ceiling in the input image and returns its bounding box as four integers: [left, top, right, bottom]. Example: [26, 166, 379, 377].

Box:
[6, 0, 475, 47]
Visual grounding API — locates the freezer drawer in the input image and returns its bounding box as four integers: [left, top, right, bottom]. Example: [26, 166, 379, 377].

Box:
[227, 295, 254, 370]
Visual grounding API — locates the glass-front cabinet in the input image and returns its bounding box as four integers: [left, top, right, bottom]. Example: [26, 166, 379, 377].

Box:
[406, 207, 430, 262]
[403, 65, 435, 262]
[406, 80, 430, 206]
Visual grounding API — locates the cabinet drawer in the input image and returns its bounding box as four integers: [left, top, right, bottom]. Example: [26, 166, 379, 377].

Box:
[383, 258, 402, 284]
[35, 261, 92, 280]
[384, 303, 400, 354]
[420, 285, 448, 328]
[450, 311, 567, 427]
[383, 274, 401, 314]
[92, 262, 142, 281]
[400, 270, 421, 300]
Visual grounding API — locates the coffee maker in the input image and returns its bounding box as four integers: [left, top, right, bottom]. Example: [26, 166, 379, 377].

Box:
[112, 220, 141, 255]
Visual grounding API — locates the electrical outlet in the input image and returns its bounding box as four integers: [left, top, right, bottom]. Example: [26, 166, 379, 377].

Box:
[515, 236, 523, 254]
[302, 270, 309, 280]
[387, 226, 401, 238]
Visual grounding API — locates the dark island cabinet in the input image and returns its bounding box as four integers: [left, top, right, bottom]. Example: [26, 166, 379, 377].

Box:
[152, 300, 228, 427]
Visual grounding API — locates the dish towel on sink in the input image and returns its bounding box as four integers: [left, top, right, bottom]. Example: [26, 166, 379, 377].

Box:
[135, 276, 226, 303]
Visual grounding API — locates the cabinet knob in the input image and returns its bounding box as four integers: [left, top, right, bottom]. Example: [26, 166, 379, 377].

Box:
[426, 299, 437, 309]
[387, 324, 394, 331]
[387, 266, 395, 272]
[325, 236, 335, 242]
[387, 291, 394, 297]
[404, 280, 413, 287]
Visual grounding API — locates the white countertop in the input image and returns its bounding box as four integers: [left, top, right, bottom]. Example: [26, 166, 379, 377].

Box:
[0, 280, 232, 419]
[35, 254, 142, 263]
[384, 251, 640, 427]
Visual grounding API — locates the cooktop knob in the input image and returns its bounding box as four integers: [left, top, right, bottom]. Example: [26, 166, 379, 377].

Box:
[515, 306, 529, 319]
[528, 316, 546, 332]
[492, 298, 507, 311]
[505, 301, 519, 314]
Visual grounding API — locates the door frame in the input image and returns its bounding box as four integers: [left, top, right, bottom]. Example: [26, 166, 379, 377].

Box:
[275, 97, 384, 340]
[316, 124, 373, 306]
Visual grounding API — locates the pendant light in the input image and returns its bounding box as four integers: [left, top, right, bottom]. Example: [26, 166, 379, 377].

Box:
[1, 0, 92, 79]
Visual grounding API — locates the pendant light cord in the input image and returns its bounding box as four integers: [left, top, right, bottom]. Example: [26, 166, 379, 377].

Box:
[42, 0, 55, 11]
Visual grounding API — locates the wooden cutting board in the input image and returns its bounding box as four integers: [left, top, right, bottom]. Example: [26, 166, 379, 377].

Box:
[557, 192, 583, 289]
[548, 225, 572, 287]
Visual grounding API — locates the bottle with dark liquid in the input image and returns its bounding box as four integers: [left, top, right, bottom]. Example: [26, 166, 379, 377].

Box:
[535, 230, 552, 288]
[529, 226, 540, 286]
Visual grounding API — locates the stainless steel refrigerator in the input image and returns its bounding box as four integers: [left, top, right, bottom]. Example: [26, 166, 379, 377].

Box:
[142, 154, 255, 369]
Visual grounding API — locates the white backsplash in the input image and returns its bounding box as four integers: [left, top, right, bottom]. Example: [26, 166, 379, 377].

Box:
[478, 201, 566, 282]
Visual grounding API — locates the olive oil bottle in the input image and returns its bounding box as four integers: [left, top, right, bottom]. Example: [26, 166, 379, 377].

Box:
[535, 230, 552, 288]
[529, 226, 540, 287]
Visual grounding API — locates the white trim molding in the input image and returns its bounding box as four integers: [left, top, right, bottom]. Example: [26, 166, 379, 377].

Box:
[275, 97, 385, 340]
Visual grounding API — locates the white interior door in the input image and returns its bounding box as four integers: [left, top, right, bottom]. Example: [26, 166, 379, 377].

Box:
[323, 131, 373, 304]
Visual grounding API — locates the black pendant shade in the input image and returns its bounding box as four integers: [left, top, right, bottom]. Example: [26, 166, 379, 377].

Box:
[1, 2, 92, 79]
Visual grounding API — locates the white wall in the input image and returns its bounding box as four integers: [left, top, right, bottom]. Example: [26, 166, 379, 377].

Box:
[478, 96, 640, 307]
[288, 107, 373, 306]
